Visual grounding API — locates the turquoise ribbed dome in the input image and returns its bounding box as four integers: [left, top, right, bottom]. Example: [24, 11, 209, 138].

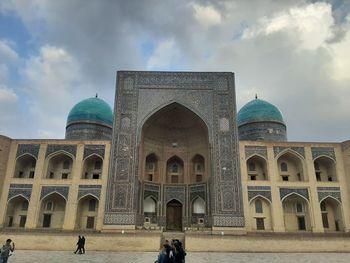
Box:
[237, 98, 285, 126]
[67, 97, 113, 127]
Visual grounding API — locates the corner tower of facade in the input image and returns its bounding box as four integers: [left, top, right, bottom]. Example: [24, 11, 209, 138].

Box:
[65, 96, 113, 140]
[237, 97, 287, 141]
[104, 71, 244, 231]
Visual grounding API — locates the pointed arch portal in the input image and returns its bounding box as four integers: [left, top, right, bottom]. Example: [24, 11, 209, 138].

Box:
[105, 71, 243, 229]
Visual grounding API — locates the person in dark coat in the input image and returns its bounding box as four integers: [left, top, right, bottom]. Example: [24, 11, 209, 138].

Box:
[81, 236, 86, 254]
[156, 244, 169, 263]
[74, 236, 83, 254]
[0, 239, 15, 263]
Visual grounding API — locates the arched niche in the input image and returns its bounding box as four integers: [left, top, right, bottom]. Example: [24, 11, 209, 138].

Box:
[246, 155, 268, 181]
[14, 154, 36, 179]
[277, 152, 306, 182]
[5, 196, 29, 228]
[76, 195, 99, 229]
[82, 155, 103, 179]
[38, 193, 66, 229]
[140, 102, 209, 184]
[320, 197, 343, 232]
[145, 153, 158, 182]
[143, 196, 157, 224]
[192, 197, 205, 214]
[314, 156, 337, 182]
[166, 156, 184, 184]
[191, 197, 206, 226]
[282, 194, 310, 231]
[249, 197, 272, 231]
[46, 153, 73, 179]
[191, 154, 205, 183]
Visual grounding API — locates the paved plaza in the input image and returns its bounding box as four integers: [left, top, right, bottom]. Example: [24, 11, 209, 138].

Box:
[8, 251, 350, 263]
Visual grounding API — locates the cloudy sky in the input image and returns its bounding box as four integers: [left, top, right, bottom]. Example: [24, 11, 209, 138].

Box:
[0, 0, 349, 142]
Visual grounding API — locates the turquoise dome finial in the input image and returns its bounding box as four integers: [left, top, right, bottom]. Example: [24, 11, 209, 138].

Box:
[66, 97, 113, 127]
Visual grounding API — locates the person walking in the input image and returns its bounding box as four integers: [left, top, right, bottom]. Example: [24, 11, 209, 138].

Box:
[81, 236, 85, 254]
[0, 239, 15, 263]
[74, 236, 83, 254]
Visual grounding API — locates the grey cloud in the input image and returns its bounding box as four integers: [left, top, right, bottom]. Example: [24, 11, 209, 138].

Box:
[2, 0, 350, 142]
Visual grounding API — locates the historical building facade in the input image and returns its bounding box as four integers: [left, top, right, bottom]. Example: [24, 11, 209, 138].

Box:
[0, 71, 349, 235]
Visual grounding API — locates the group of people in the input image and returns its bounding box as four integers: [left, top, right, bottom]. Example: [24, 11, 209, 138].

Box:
[156, 239, 186, 263]
[74, 235, 86, 254]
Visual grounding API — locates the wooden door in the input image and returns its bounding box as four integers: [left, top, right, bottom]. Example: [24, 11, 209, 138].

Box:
[166, 200, 182, 231]
[86, 216, 95, 229]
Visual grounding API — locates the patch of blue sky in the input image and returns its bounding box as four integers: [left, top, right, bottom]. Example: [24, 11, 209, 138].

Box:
[141, 40, 156, 59]
[232, 21, 248, 42]
[0, 10, 33, 58]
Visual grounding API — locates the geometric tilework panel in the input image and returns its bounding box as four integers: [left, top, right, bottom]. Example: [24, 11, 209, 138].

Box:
[46, 144, 77, 158]
[248, 186, 271, 202]
[274, 146, 305, 158]
[144, 183, 160, 201]
[40, 186, 69, 201]
[189, 184, 206, 202]
[164, 185, 186, 204]
[78, 185, 102, 200]
[104, 213, 135, 225]
[312, 147, 336, 161]
[279, 188, 309, 201]
[83, 145, 105, 159]
[317, 187, 341, 203]
[16, 144, 40, 159]
[245, 146, 268, 159]
[213, 215, 245, 227]
[8, 184, 33, 201]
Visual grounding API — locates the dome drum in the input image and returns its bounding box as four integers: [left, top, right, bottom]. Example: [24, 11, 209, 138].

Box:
[65, 123, 112, 140]
[238, 122, 287, 142]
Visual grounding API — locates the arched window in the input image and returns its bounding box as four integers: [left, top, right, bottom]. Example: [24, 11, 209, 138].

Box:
[255, 199, 263, 213]
[281, 162, 288, 172]
[89, 199, 96, 211]
[21, 201, 28, 211]
[94, 160, 102, 170]
[249, 162, 256, 171]
[172, 163, 179, 173]
[63, 160, 70, 169]
[46, 201, 53, 211]
[296, 202, 304, 213]
[314, 162, 320, 171]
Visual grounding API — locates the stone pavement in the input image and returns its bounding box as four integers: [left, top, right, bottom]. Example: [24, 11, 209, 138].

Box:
[8, 251, 350, 263]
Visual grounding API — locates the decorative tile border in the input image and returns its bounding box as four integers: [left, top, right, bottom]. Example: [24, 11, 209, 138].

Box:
[40, 186, 69, 200]
[78, 185, 102, 200]
[317, 187, 341, 202]
[274, 146, 305, 158]
[312, 147, 336, 161]
[16, 144, 40, 158]
[8, 184, 33, 201]
[46, 145, 77, 158]
[245, 146, 268, 159]
[248, 186, 271, 202]
[280, 188, 309, 201]
[83, 145, 105, 159]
